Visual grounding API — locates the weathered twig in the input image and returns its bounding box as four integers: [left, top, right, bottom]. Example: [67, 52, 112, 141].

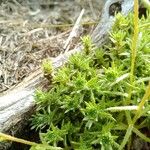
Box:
[64, 9, 85, 52]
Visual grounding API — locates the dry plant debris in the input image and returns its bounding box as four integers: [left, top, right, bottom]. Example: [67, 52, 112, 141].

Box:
[0, 0, 103, 93]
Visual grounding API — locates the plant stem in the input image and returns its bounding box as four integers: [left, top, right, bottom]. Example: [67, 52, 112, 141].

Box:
[133, 127, 150, 143]
[120, 1, 139, 149]
[128, 0, 139, 105]
[119, 124, 133, 150]
[133, 82, 150, 124]
[120, 82, 150, 149]
[0, 132, 37, 146]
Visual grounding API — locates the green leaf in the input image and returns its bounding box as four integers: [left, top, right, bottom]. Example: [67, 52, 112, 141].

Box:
[30, 144, 62, 150]
[40, 125, 67, 145]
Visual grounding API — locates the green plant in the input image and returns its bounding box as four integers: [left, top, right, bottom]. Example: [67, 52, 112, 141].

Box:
[30, 3, 150, 149]
[0, 132, 62, 150]
[42, 59, 53, 82]
[142, 0, 150, 10]
[1, 1, 150, 149]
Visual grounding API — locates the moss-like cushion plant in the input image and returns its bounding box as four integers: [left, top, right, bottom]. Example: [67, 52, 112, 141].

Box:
[30, 5, 150, 150]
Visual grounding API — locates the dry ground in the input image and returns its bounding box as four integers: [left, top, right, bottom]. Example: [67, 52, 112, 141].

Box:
[0, 0, 104, 93]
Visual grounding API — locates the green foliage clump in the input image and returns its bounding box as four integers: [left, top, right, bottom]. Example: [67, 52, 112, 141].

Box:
[42, 59, 53, 75]
[31, 12, 150, 150]
[42, 59, 53, 82]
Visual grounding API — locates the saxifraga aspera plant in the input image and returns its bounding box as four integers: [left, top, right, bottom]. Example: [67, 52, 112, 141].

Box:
[0, 0, 150, 150]
[30, 1, 150, 149]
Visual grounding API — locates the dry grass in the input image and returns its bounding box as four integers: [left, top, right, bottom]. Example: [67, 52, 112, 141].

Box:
[0, 0, 103, 93]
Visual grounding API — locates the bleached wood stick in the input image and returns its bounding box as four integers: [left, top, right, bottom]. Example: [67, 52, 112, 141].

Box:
[64, 9, 84, 52]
